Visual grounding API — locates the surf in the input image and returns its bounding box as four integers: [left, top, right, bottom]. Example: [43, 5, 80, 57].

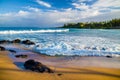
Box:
[0, 29, 69, 34]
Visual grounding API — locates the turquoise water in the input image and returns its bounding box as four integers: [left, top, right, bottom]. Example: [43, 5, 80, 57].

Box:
[0, 27, 120, 56]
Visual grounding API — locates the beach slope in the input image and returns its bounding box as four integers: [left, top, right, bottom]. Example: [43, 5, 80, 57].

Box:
[0, 51, 120, 80]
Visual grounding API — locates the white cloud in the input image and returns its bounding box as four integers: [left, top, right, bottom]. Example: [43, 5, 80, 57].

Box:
[1, 8, 119, 27]
[91, 0, 120, 13]
[81, 11, 120, 22]
[78, 0, 93, 2]
[17, 10, 29, 16]
[36, 0, 51, 8]
[28, 7, 40, 12]
[72, 0, 120, 16]
[0, 0, 120, 27]
[92, 0, 120, 8]
[72, 2, 89, 10]
[0, 13, 13, 16]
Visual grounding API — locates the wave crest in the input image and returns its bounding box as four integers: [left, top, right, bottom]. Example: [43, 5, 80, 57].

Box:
[0, 29, 69, 34]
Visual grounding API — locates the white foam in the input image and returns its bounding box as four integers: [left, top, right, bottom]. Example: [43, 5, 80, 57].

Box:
[0, 29, 69, 34]
[32, 36, 120, 57]
[1, 29, 120, 57]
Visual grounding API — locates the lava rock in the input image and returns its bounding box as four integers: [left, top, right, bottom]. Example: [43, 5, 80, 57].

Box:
[106, 55, 112, 58]
[92, 47, 97, 50]
[9, 49, 16, 53]
[22, 40, 35, 45]
[57, 73, 63, 76]
[0, 46, 6, 51]
[101, 48, 106, 51]
[15, 54, 28, 58]
[0, 40, 10, 44]
[12, 39, 21, 43]
[24, 59, 54, 73]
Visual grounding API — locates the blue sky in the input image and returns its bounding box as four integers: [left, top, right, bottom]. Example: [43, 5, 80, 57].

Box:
[0, 0, 120, 27]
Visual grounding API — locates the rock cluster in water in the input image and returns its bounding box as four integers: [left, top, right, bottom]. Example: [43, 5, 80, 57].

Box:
[0, 39, 35, 45]
[0, 39, 35, 52]
[22, 40, 35, 45]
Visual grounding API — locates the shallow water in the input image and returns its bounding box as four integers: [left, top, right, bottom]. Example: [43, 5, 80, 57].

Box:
[0, 27, 120, 56]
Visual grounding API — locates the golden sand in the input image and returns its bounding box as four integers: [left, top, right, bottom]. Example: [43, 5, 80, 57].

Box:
[0, 51, 120, 80]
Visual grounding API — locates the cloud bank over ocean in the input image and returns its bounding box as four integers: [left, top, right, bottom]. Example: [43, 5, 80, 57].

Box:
[0, 0, 120, 27]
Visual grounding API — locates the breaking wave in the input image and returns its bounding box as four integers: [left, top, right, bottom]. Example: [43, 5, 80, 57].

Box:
[0, 29, 69, 34]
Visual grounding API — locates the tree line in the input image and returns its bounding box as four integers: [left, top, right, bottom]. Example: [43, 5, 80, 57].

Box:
[61, 18, 120, 29]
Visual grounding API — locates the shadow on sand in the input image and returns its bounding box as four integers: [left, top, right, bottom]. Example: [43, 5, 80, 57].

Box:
[1, 62, 119, 79]
[55, 67, 120, 78]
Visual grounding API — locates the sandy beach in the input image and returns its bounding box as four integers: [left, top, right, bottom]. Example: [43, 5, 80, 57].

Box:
[0, 0, 120, 79]
[0, 44, 120, 80]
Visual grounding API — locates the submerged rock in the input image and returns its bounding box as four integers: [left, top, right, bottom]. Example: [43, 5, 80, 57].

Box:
[22, 40, 35, 45]
[9, 49, 16, 53]
[0, 46, 6, 51]
[92, 47, 97, 50]
[24, 59, 54, 73]
[15, 54, 28, 58]
[101, 47, 106, 51]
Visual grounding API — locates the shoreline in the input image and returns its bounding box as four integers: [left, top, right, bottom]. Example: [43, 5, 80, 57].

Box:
[0, 43, 120, 80]
[2, 43, 120, 69]
[1, 39, 120, 57]
[4, 43, 120, 69]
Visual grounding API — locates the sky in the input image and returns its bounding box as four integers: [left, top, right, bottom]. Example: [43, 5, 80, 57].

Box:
[0, 0, 120, 27]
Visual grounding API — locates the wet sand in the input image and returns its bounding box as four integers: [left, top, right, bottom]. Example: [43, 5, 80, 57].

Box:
[0, 44, 120, 80]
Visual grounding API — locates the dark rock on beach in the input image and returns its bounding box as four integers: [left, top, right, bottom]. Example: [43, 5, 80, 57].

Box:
[9, 49, 16, 53]
[57, 73, 63, 76]
[0, 46, 6, 51]
[0, 39, 35, 45]
[15, 54, 28, 58]
[11, 39, 21, 43]
[0, 40, 10, 44]
[106, 55, 112, 58]
[24, 59, 54, 73]
[22, 40, 35, 45]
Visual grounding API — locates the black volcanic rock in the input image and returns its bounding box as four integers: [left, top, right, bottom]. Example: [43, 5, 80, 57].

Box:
[12, 39, 21, 43]
[0, 46, 6, 51]
[106, 55, 112, 58]
[24, 59, 54, 73]
[0, 40, 10, 44]
[22, 40, 35, 45]
[15, 54, 28, 58]
[57, 73, 63, 76]
[9, 49, 16, 53]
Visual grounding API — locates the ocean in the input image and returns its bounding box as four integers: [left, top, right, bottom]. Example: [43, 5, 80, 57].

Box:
[0, 27, 120, 56]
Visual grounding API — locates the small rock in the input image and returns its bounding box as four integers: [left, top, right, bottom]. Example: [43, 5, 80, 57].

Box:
[15, 54, 28, 58]
[0, 40, 10, 44]
[22, 40, 35, 45]
[0, 46, 6, 51]
[101, 48, 106, 51]
[106, 55, 112, 58]
[12, 39, 21, 43]
[9, 49, 16, 53]
[57, 73, 62, 76]
[92, 47, 97, 50]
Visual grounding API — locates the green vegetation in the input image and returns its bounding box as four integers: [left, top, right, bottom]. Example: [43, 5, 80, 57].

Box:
[61, 18, 120, 29]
